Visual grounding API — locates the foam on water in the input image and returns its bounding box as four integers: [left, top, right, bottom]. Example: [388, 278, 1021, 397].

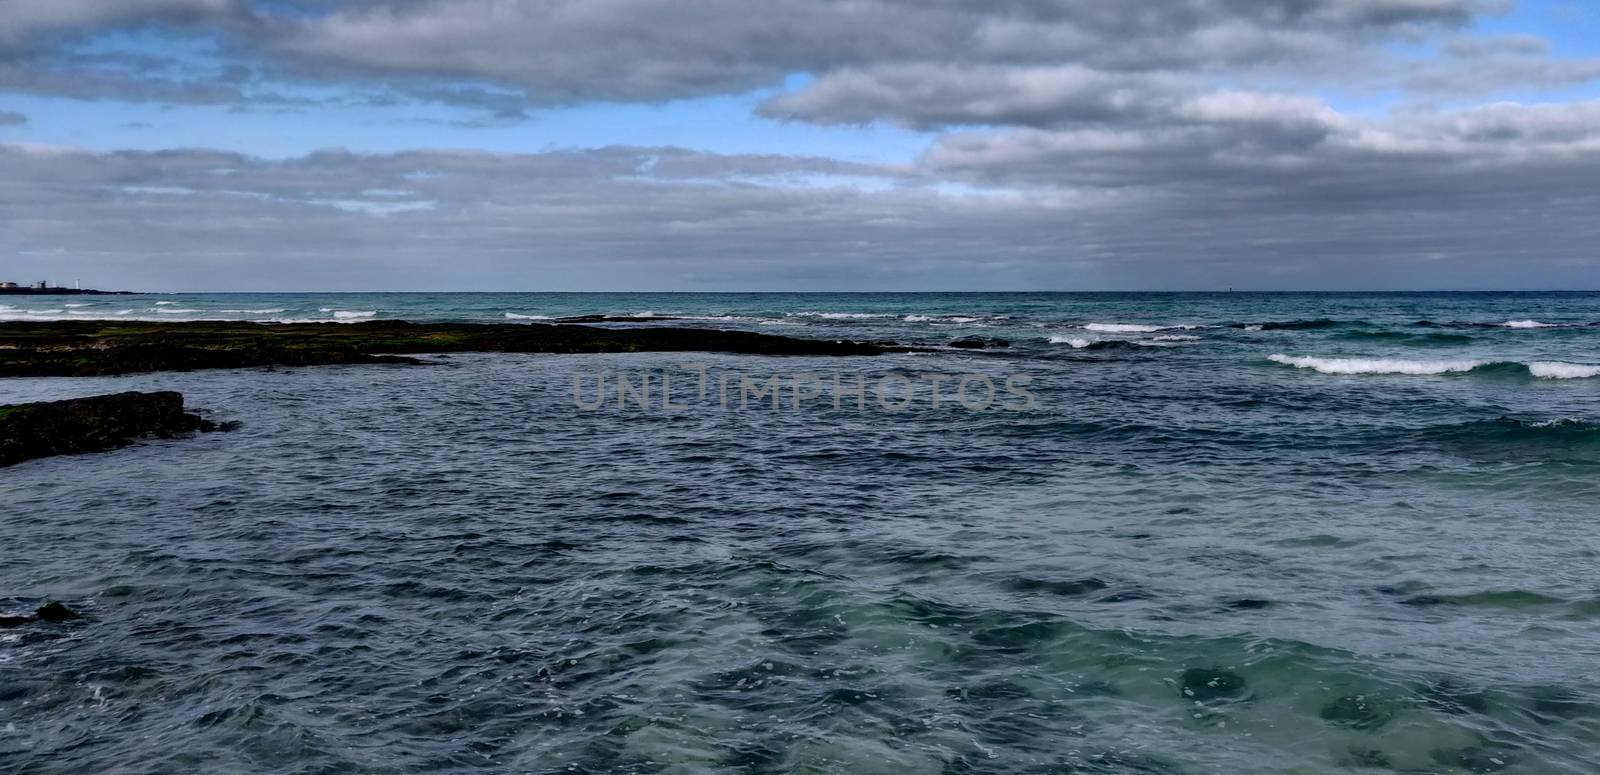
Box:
[1269, 354, 1488, 375]
[1528, 361, 1600, 379]
[1083, 322, 1197, 333]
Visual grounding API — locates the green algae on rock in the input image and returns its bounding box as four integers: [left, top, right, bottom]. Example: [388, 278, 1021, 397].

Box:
[0, 320, 899, 378]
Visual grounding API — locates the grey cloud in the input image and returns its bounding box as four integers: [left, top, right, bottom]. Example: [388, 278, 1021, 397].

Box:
[759, 65, 1191, 130]
[3, 137, 1596, 292]
[0, 0, 238, 53]
[924, 98, 1600, 209]
[0, 110, 26, 125]
[271, 0, 1492, 104]
[0, 0, 1545, 121]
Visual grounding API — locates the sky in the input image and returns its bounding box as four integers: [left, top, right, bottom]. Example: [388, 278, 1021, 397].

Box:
[2, 0, 1600, 291]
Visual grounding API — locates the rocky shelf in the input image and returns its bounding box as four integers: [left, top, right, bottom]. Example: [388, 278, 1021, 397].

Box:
[0, 391, 228, 467]
[0, 320, 904, 378]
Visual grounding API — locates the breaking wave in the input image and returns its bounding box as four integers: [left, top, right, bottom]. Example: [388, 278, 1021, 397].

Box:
[1270, 354, 1600, 379]
[1082, 322, 1200, 334]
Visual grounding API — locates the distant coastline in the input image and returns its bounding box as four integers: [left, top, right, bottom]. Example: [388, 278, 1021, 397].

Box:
[0, 287, 134, 296]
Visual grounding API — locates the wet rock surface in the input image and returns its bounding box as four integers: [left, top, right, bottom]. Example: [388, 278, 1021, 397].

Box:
[0, 391, 225, 467]
[0, 320, 902, 377]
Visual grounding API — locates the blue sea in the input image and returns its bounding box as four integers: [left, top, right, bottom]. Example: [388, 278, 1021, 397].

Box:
[3, 292, 1600, 773]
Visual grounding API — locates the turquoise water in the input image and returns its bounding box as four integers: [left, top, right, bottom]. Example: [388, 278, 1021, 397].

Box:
[3, 293, 1599, 773]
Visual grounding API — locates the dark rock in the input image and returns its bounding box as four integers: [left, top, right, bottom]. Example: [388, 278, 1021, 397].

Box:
[0, 320, 903, 377]
[948, 336, 1010, 349]
[1221, 598, 1273, 611]
[1178, 668, 1247, 701]
[0, 391, 227, 467]
[1320, 694, 1396, 730]
[35, 602, 80, 622]
[1340, 748, 1392, 769]
[1006, 577, 1109, 596]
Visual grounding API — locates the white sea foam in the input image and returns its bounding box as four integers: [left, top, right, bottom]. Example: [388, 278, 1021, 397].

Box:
[1502, 320, 1558, 328]
[904, 314, 983, 323]
[154, 301, 178, 306]
[1528, 361, 1600, 379]
[332, 310, 377, 320]
[1148, 334, 1201, 342]
[154, 307, 200, 314]
[1083, 322, 1199, 333]
[504, 312, 553, 320]
[219, 308, 288, 314]
[1269, 354, 1486, 375]
[1048, 335, 1094, 348]
[786, 311, 895, 319]
[64, 303, 89, 308]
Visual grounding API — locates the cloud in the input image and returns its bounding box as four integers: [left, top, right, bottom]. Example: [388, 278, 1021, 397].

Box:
[0, 0, 238, 53]
[0, 110, 27, 126]
[759, 65, 1192, 130]
[3, 130, 1598, 291]
[268, 0, 1494, 104]
[0, 0, 1515, 110]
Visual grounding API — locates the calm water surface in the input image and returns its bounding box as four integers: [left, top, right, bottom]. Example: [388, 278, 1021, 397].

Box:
[3, 293, 1599, 773]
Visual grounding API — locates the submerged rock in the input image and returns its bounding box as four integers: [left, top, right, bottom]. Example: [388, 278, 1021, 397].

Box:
[0, 391, 227, 467]
[1430, 744, 1518, 773]
[1178, 668, 1247, 702]
[1320, 694, 1397, 730]
[35, 601, 80, 622]
[0, 601, 81, 626]
[1422, 676, 1493, 715]
[948, 336, 1010, 349]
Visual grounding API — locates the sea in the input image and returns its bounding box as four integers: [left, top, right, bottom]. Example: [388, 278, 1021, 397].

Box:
[2, 292, 1599, 774]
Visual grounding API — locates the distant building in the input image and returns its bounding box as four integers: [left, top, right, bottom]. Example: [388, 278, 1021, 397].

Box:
[0, 281, 17, 288]
[35, 281, 48, 289]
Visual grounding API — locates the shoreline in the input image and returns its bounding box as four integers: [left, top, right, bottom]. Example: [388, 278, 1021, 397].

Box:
[0, 320, 905, 378]
[0, 288, 135, 296]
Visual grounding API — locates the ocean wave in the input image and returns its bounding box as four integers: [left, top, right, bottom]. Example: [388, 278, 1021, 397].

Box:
[332, 310, 377, 320]
[64, 303, 89, 308]
[1416, 417, 1600, 447]
[786, 311, 896, 319]
[1333, 330, 1476, 346]
[504, 312, 553, 320]
[218, 308, 288, 314]
[1147, 334, 1201, 343]
[1232, 319, 1347, 331]
[154, 301, 178, 306]
[1269, 355, 1486, 375]
[154, 307, 201, 314]
[1046, 335, 1142, 351]
[1083, 322, 1200, 333]
[1528, 361, 1600, 379]
[1417, 319, 1593, 329]
[1271, 354, 1600, 379]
